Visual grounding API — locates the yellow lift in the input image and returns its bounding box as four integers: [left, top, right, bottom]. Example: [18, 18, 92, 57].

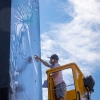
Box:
[46, 63, 94, 100]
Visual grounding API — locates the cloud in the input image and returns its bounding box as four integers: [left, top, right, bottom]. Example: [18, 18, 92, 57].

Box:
[41, 0, 100, 73]
[42, 88, 48, 100]
[41, 0, 100, 99]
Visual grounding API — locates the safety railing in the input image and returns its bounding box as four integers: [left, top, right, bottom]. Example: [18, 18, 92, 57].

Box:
[46, 63, 87, 100]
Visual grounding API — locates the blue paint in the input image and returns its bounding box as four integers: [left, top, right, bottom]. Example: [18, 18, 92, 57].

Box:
[10, 0, 42, 100]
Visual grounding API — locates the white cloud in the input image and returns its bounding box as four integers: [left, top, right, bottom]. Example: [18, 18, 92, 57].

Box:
[42, 88, 48, 100]
[41, 0, 100, 99]
[41, 0, 100, 73]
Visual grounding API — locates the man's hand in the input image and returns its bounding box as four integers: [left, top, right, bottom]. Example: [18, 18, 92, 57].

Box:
[34, 55, 40, 62]
[34, 55, 50, 68]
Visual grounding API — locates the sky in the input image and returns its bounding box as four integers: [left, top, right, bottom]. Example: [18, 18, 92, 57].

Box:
[39, 0, 100, 100]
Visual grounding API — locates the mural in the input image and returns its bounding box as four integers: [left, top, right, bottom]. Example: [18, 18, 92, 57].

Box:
[10, 0, 42, 100]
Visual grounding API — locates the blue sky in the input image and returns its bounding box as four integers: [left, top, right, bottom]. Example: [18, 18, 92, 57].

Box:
[39, 0, 100, 100]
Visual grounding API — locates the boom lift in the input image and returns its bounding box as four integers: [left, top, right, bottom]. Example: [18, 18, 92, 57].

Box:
[46, 63, 95, 100]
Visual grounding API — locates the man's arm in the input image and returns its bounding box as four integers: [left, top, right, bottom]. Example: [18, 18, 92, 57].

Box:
[34, 55, 50, 68]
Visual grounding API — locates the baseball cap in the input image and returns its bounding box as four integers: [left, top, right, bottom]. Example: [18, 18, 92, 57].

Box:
[48, 54, 59, 60]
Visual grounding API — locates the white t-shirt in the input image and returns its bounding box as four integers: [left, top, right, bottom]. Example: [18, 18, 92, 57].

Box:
[49, 63, 64, 86]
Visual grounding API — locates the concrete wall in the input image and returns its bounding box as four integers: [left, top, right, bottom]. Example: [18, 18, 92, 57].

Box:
[10, 0, 42, 100]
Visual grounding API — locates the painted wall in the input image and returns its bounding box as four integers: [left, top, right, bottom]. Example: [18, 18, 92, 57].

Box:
[10, 0, 42, 100]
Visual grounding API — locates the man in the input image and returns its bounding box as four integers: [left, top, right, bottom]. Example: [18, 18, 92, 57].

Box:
[34, 54, 66, 100]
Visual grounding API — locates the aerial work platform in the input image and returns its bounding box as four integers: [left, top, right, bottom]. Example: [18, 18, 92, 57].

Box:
[46, 63, 94, 100]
